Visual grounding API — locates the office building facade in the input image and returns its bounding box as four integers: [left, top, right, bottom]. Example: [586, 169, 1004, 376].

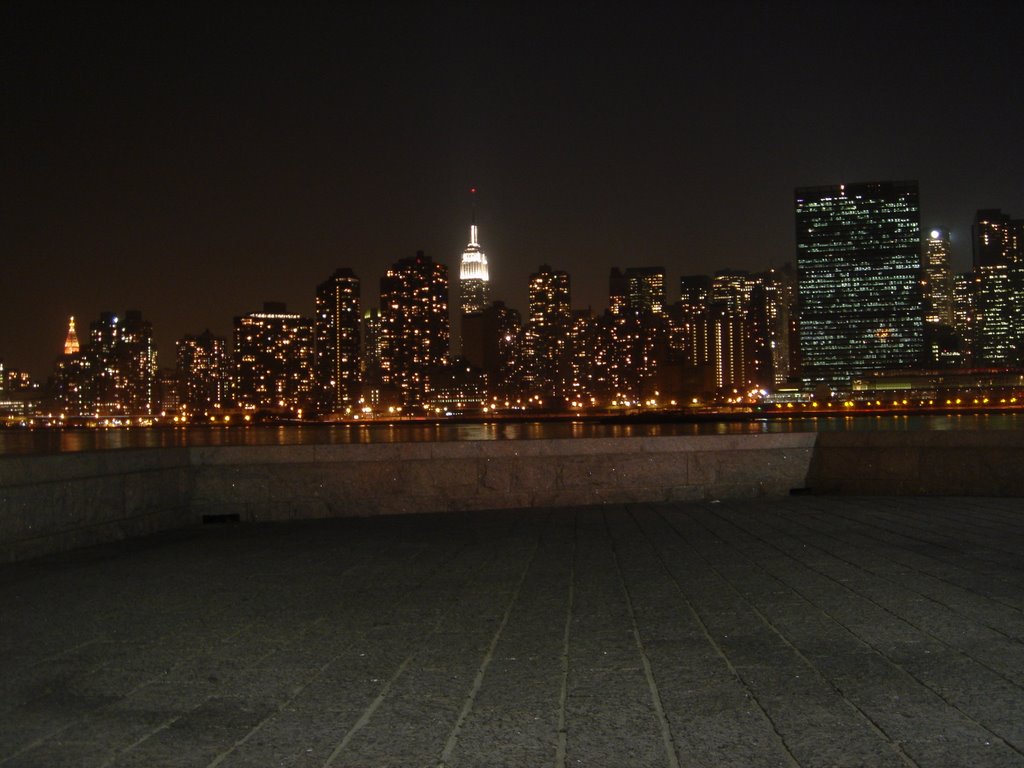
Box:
[795, 181, 924, 389]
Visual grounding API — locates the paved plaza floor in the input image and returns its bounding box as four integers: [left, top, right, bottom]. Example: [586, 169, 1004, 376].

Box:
[1, 497, 1023, 767]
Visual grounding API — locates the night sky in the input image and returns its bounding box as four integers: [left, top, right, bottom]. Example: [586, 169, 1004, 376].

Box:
[4, 2, 1023, 378]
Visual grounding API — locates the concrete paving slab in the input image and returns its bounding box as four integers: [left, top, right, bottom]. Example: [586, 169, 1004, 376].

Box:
[1, 497, 1023, 767]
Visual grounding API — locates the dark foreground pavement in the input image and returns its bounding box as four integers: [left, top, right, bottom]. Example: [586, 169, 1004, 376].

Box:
[2, 497, 1024, 768]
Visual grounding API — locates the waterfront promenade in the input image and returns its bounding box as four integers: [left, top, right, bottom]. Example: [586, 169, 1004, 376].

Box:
[3, 496, 1023, 767]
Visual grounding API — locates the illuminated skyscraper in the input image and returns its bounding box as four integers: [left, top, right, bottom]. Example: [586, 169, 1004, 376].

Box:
[63, 316, 80, 355]
[379, 251, 450, 406]
[795, 181, 924, 388]
[233, 303, 314, 412]
[762, 264, 798, 385]
[459, 192, 490, 316]
[607, 267, 669, 399]
[314, 268, 361, 414]
[974, 265, 1024, 366]
[950, 272, 976, 364]
[55, 311, 157, 416]
[102, 311, 157, 414]
[971, 210, 1024, 366]
[523, 265, 571, 398]
[528, 265, 571, 327]
[711, 270, 758, 316]
[609, 267, 666, 316]
[176, 330, 232, 415]
[922, 229, 955, 326]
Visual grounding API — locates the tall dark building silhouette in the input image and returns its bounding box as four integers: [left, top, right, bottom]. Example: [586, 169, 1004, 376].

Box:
[314, 268, 361, 415]
[379, 251, 450, 407]
[233, 303, 314, 413]
[675, 275, 714, 370]
[461, 300, 521, 398]
[795, 181, 924, 388]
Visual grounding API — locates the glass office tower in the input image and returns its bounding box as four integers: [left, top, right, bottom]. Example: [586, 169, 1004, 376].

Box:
[795, 181, 924, 389]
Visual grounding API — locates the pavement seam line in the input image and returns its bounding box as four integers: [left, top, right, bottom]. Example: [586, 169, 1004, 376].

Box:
[319, 536, 495, 768]
[853, 502, 1021, 567]
[775, 504, 1024, 616]
[642, 506, 803, 768]
[204, 659, 336, 768]
[831, 501, 1024, 591]
[25, 527, 384, 766]
[772, 505, 1024, 637]
[691, 505, 921, 768]
[730, 504, 1024, 693]
[205, 529, 471, 768]
[705, 503, 1024, 761]
[436, 517, 547, 768]
[606, 508, 683, 768]
[554, 511, 578, 768]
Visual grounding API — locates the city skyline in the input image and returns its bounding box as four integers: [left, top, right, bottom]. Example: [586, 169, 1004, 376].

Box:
[5, 184, 1023, 422]
[4, 3, 1023, 377]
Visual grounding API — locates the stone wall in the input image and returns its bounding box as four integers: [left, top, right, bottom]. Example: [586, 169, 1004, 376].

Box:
[0, 433, 815, 562]
[6, 429, 1021, 563]
[807, 430, 1024, 495]
[0, 449, 191, 562]
[189, 434, 816, 522]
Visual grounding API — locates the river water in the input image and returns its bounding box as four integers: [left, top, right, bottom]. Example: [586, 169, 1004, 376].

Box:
[1, 413, 1022, 455]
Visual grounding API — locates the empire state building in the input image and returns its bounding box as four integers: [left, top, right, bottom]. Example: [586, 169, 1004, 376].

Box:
[459, 192, 490, 315]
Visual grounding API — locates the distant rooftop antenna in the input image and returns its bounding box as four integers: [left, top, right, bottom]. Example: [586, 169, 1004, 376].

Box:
[470, 186, 478, 245]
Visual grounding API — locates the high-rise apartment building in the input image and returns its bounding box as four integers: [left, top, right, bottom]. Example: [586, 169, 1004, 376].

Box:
[361, 307, 385, 408]
[176, 330, 232, 415]
[522, 265, 572, 399]
[233, 303, 314, 412]
[314, 268, 361, 414]
[55, 310, 157, 416]
[379, 251, 450, 406]
[794, 181, 924, 388]
[607, 267, 669, 399]
[528, 264, 571, 327]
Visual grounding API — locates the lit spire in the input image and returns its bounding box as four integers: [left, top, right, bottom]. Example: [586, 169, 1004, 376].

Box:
[469, 186, 479, 247]
[459, 187, 490, 314]
[64, 316, 80, 355]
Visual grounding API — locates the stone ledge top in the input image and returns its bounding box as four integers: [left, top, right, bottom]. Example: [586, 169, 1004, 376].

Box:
[186, 432, 818, 465]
